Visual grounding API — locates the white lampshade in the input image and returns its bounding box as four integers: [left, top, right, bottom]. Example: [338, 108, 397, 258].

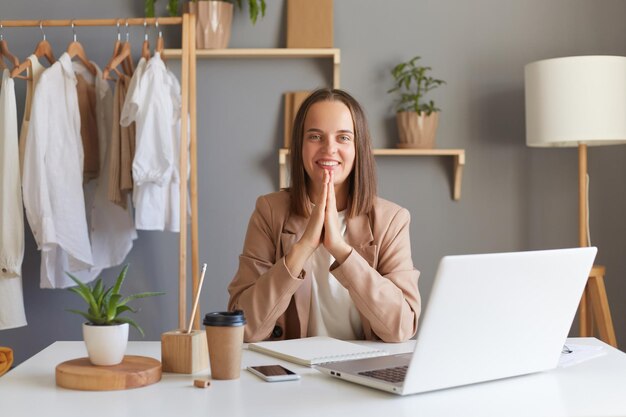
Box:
[525, 55, 626, 147]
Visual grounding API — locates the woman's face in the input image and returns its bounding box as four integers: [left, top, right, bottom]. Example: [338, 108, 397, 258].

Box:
[301, 100, 356, 195]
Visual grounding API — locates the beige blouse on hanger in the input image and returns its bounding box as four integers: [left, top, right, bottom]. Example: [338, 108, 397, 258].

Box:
[18, 55, 45, 174]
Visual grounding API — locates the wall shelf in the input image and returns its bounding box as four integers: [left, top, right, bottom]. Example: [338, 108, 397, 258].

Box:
[162, 48, 341, 88]
[278, 148, 466, 201]
[162, 47, 464, 197]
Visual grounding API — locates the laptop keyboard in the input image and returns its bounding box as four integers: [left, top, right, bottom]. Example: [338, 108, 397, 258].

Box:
[358, 365, 408, 383]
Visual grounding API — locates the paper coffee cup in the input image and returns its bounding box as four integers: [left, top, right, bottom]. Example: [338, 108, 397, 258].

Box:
[203, 310, 246, 380]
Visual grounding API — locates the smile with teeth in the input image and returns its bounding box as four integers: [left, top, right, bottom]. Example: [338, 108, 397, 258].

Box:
[317, 160, 340, 168]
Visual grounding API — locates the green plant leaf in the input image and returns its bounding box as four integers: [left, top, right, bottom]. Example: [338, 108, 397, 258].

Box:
[65, 264, 163, 330]
[166, 0, 179, 16]
[119, 292, 165, 307]
[260, 0, 266, 18]
[114, 317, 145, 337]
[92, 279, 103, 301]
[112, 264, 129, 296]
[388, 55, 444, 114]
[98, 286, 113, 311]
[249, 0, 259, 24]
[116, 305, 137, 316]
[107, 294, 123, 322]
[66, 309, 101, 324]
[66, 273, 99, 315]
[145, 0, 156, 18]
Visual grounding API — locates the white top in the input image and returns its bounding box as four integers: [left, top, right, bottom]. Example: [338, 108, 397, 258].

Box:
[119, 57, 146, 128]
[69, 62, 137, 283]
[2, 339, 626, 417]
[22, 53, 94, 289]
[0, 69, 27, 329]
[128, 53, 183, 231]
[308, 211, 363, 339]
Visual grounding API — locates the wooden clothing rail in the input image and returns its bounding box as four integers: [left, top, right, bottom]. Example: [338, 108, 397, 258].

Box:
[1, 15, 200, 331]
[0, 17, 184, 27]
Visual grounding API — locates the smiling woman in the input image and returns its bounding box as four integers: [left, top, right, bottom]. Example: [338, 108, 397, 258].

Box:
[301, 100, 356, 214]
[227, 88, 421, 344]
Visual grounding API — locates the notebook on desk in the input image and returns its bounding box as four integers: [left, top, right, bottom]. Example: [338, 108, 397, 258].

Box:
[248, 336, 388, 366]
[316, 247, 597, 395]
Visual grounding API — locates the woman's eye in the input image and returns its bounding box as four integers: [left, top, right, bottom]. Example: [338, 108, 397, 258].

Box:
[339, 135, 352, 142]
[308, 135, 321, 141]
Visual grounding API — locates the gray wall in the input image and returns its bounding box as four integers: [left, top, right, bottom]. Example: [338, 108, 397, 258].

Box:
[3, 0, 626, 365]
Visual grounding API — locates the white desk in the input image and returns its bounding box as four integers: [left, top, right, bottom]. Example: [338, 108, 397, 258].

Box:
[1, 338, 625, 417]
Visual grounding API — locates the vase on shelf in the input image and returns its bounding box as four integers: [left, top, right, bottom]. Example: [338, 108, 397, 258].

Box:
[188, 0, 233, 49]
[396, 111, 439, 149]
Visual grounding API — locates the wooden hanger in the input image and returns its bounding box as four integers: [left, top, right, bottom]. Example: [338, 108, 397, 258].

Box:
[121, 20, 134, 75]
[0, 25, 20, 70]
[155, 18, 165, 58]
[11, 22, 56, 79]
[108, 21, 122, 67]
[103, 20, 135, 80]
[66, 21, 97, 77]
[103, 43, 129, 80]
[141, 20, 151, 60]
[33, 39, 56, 64]
[103, 21, 122, 80]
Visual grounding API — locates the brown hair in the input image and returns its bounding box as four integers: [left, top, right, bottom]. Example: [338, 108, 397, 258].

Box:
[289, 88, 377, 218]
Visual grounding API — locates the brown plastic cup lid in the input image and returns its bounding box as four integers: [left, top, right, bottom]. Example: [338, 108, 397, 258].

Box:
[203, 310, 246, 327]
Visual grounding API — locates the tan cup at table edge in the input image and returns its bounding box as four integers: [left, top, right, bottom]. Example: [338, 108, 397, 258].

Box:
[205, 324, 245, 380]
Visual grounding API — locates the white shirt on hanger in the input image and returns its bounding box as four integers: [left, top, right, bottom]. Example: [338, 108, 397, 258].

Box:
[164, 66, 185, 231]
[69, 62, 137, 283]
[119, 57, 146, 128]
[22, 53, 94, 289]
[0, 69, 27, 329]
[127, 52, 182, 232]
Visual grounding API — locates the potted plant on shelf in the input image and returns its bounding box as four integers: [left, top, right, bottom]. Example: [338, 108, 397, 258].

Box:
[188, 0, 267, 49]
[66, 265, 164, 366]
[388, 56, 446, 149]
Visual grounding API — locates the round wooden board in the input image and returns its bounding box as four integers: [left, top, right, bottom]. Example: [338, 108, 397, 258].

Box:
[56, 355, 162, 391]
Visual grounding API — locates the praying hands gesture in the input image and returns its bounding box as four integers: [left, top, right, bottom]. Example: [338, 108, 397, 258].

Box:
[286, 170, 352, 276]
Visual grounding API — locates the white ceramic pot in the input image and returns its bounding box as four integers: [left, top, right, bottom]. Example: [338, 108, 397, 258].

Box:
[82, 323, 129, 366]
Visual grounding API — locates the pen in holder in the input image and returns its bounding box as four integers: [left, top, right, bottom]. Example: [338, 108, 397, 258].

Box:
[161, 264, 209, 374]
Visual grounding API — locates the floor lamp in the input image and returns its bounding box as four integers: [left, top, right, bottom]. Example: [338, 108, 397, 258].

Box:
[525, 55, 626, 348]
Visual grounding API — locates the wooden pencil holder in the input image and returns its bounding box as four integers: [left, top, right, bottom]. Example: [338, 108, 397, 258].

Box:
[161, 329, 208, 374]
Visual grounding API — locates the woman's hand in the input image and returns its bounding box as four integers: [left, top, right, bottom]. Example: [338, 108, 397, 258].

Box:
[323, 171, 352, 264]
[285, 171, 329, 275]
[300, 170, 329, 252]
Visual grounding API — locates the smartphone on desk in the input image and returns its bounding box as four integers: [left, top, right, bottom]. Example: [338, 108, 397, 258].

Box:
[247, 365, 300, 382]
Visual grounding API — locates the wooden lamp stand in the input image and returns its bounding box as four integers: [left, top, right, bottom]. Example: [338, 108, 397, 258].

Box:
[577, 144, 617, 347]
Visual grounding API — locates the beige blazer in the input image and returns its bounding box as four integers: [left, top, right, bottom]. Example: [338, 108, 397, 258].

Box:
[228, 191, 421, 343]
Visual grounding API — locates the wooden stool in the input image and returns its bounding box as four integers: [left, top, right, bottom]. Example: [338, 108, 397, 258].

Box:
[578, 265, 617, 347]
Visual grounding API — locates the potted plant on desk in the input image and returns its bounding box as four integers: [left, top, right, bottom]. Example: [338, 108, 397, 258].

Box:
[66, 265, 164, 366]
[388, 56, 446, 148]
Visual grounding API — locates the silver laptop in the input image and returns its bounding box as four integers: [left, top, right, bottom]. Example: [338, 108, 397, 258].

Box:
[316, 247, 597, 395]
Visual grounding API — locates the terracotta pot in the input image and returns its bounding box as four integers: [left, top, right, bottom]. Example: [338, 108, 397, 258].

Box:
[190, 1, 234, 49]
[83, 323, 129, 366]
[396, 111, 439, 149]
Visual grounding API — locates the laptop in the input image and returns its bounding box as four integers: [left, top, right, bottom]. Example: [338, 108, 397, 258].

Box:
[315, 247, 597, 395]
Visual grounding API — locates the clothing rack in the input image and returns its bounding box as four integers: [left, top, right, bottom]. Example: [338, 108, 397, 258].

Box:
[1, 15, 200, 331]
